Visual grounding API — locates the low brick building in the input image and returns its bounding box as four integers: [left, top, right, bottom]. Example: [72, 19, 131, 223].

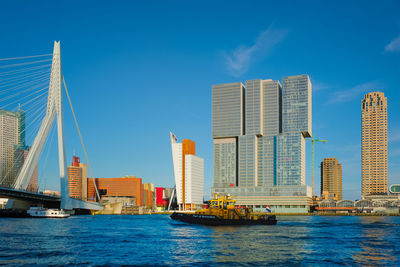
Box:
[87, 177, 153, 208]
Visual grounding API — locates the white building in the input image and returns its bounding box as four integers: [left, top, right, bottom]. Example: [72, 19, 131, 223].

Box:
[170, 132, 204, 210]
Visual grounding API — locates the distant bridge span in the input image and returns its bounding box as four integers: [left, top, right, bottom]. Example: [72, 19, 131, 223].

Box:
[0, 186, 60, 208]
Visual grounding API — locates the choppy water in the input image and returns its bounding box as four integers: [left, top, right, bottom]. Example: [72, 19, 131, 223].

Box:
[0, 215, 399, 266]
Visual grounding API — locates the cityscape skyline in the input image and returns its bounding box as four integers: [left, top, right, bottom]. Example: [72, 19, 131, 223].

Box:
[0, 1, 399, 200]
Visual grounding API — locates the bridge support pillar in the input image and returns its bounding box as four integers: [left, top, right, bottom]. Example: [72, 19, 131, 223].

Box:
[6, 199, 31, 210]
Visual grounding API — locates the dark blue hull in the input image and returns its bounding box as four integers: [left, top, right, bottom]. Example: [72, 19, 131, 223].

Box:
[170, 212, 277, 226]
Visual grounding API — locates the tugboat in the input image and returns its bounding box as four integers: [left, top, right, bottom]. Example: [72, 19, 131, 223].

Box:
[170, 194, 277, 226]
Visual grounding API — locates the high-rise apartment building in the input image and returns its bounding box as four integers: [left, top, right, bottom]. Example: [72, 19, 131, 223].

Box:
[212, 75, 312, 213]
[361, 92, 388, 196]
[170, 132, 204, 210]
[320, 158, 342, 200]
[67, 156, 88, 200]
[0, 109, 25, 187]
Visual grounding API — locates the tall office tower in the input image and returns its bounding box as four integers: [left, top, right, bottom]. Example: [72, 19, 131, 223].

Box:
[67, 156, 86, 199]
[320, 158, 342, 200]
[212, 75, 312, 213]
[0, 109, 25, 187]
[257, 80, 281, 187]
[238, 79, 265, 187]
[213, 138, 237, 188]
[170, 132, 204, 210]
[281, 75, 312, 137]
[276, 75, 312, 186]
[361, 92, 388, 196]
[14, 147, 38, 192]
[212, 82, 244, 189]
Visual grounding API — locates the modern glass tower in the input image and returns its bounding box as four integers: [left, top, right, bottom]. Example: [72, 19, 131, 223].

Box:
[212, 75, 312, 213]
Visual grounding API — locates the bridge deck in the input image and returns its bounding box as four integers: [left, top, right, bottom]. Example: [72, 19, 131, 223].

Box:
[0, 186, 60, 203]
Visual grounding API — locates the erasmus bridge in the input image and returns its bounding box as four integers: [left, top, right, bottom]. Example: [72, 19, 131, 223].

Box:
[0, 42, 102, 212]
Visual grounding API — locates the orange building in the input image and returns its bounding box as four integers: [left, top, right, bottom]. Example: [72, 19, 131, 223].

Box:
[87, 177, 146, 207]
[144, 189, 153, 208]
[67, 156, 88, 200]
[67, 156, 83, 199]
[143, 183, 154, 208]
[182, 139, 195, 209]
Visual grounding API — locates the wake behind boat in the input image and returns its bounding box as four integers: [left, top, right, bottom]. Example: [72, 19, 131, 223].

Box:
[170, 194, 277, 226]
[27, 207, 70, 218]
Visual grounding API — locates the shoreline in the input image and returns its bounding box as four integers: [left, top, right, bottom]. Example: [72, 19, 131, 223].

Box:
[128, 211, 400, 217]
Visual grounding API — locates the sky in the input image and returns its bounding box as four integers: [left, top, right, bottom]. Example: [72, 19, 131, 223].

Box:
[0, 1, 399, 200]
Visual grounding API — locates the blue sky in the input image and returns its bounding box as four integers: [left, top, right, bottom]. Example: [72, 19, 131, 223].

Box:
[1, 1, 399, 200]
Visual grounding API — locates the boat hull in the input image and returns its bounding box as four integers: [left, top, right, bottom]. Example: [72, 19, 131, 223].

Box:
[29, 215, 70, 218]
[170, 212, 277, 226]
[27, 208, 70, 218]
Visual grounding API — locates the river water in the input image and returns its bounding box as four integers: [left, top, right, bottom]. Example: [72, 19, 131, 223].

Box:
[0, 215, 399, 266]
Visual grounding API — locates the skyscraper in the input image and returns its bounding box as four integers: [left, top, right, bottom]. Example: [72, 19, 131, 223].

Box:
[67, 156, 88, 200]
[68, 156, 83, 199]
[361, 92, 388, 196]
[320, 158, 342, 200]
[0, 109, 25, 187]
[170, 132, 204, 210]
[212, 75, 312, 213]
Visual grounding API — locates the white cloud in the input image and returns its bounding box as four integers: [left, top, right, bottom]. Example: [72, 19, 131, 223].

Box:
[327, 81, 383, 104]
[385, 36, 400, 52]
[389, 128, 400, 143]
[223, 25, 288, 77]
[389, 147, 400, 157]
[312, 80, 333, 92]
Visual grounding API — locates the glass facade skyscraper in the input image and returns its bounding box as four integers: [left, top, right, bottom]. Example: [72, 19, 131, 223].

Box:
[213, 138, 236, 188]
[282, 75, 312, 137]
[212, 75, 312, 213]
[276, 133, 305, 186]
[212, 82, 244, 138]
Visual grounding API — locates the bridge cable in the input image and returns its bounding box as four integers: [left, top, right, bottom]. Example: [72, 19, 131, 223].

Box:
[38, 123, 57, 193]
[0, 64, 51, 77]
[62, 76, 101, 202]
[0, 54, 52, 61]
[0, 69, 50, 85]
[0, 59, 52, 69]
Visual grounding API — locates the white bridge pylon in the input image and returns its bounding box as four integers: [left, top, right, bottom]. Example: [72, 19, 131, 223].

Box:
[13, 41, 102, 211]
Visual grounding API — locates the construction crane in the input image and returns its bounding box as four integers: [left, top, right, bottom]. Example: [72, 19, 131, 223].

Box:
[308, 135, 327, 198]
